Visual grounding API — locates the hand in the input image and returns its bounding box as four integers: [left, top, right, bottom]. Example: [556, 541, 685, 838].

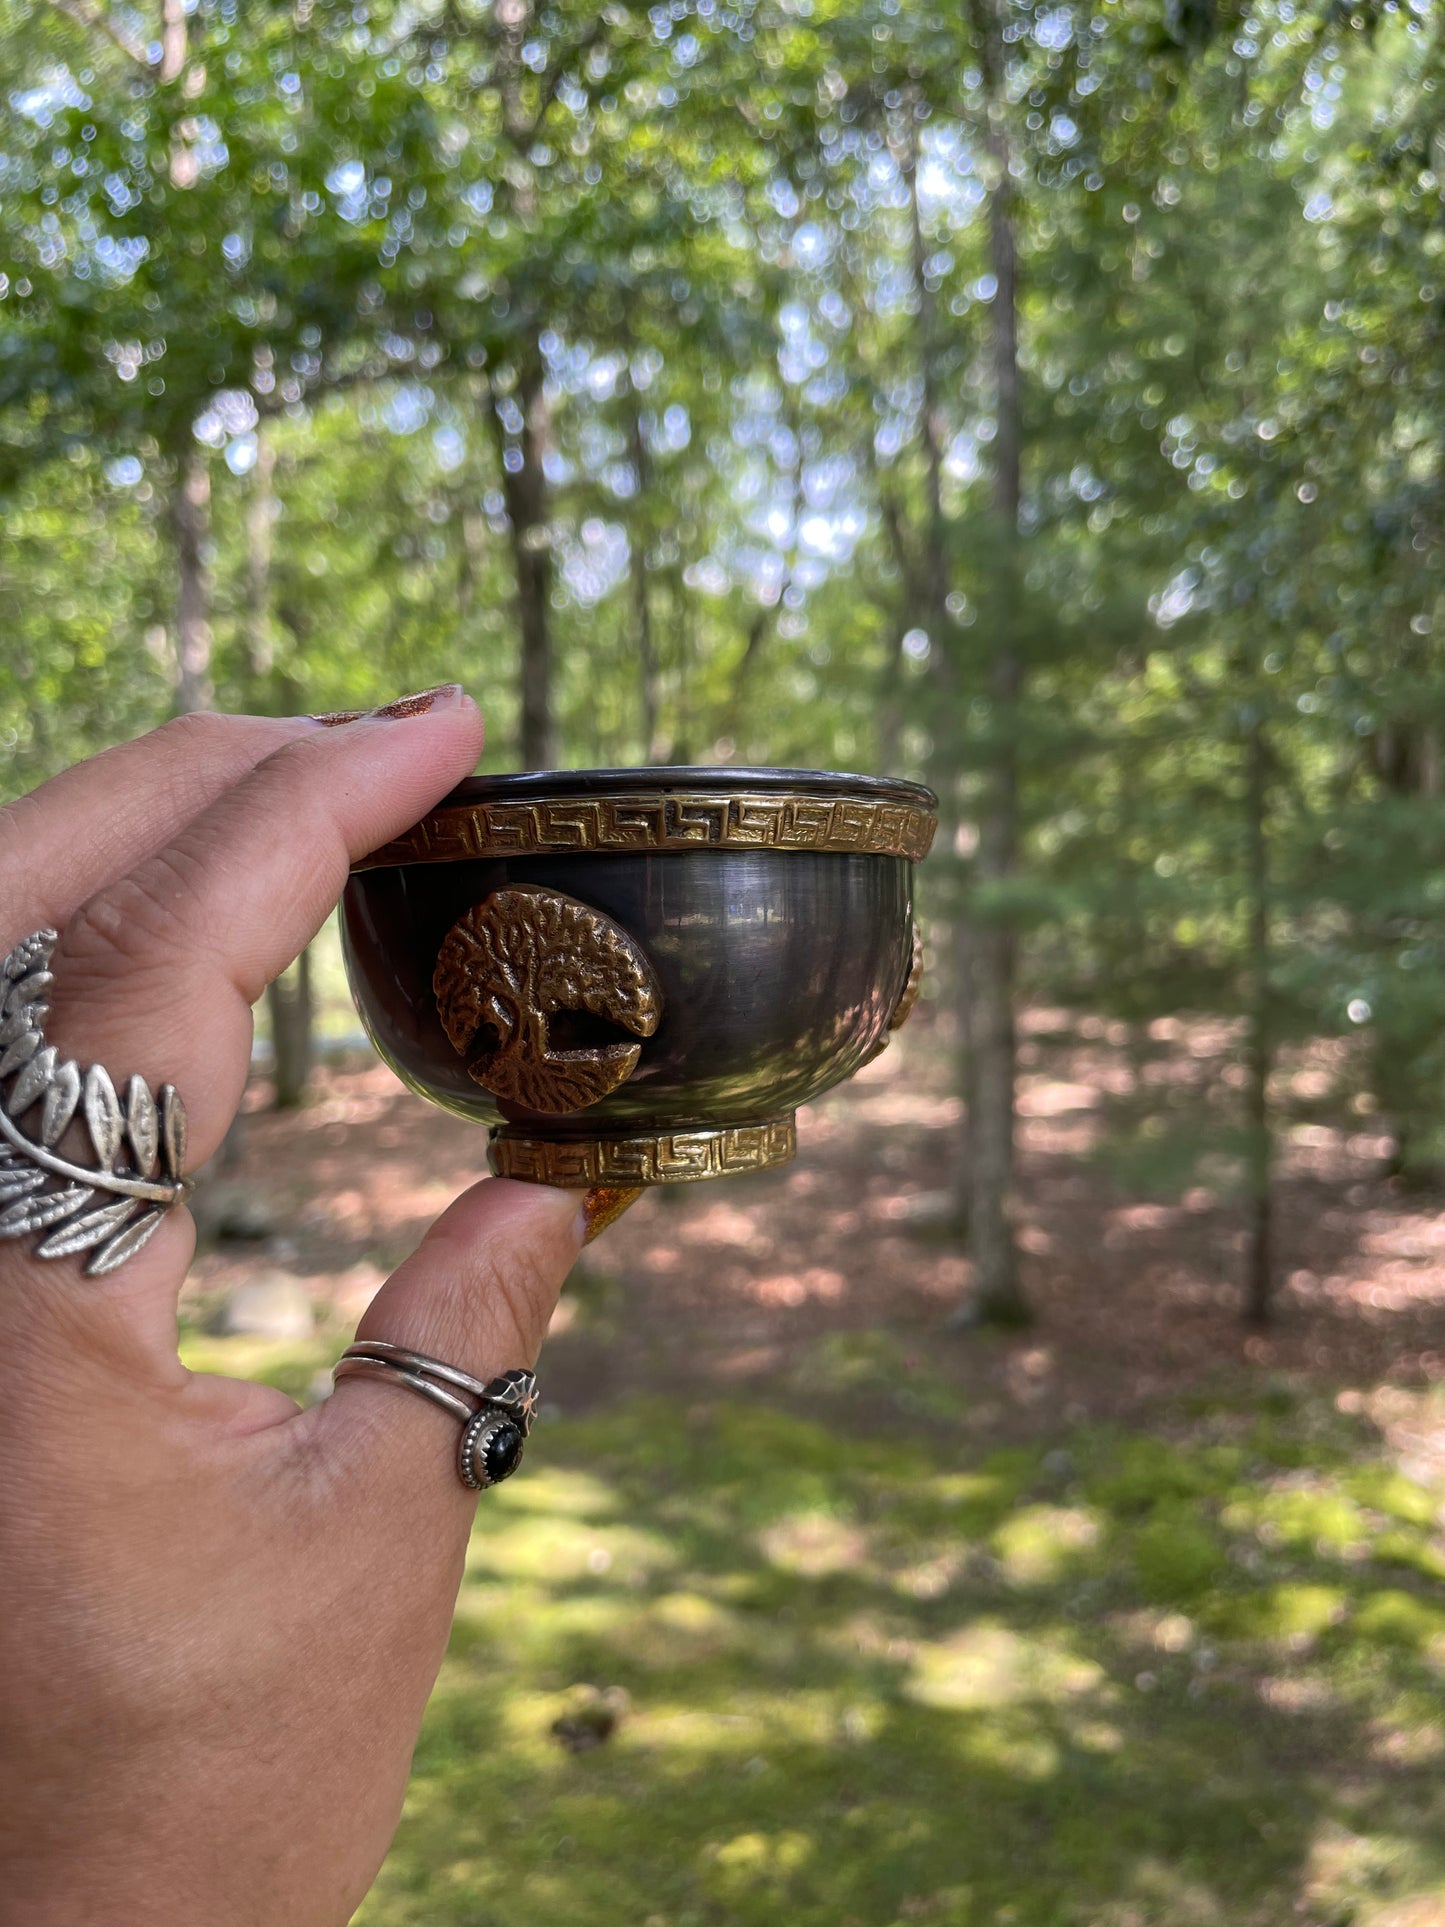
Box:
[0, 693, 585, 1924]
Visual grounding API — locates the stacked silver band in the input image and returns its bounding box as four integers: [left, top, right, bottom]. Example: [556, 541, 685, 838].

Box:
[333, 1340, 539, 1491]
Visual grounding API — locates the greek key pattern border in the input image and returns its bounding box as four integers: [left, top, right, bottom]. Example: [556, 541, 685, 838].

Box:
[358, 792, 936, 868]
[488, 1117, 797, 1186]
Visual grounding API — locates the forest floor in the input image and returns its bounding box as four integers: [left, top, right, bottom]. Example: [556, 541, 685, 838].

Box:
[180, 1012, 1445, 1927]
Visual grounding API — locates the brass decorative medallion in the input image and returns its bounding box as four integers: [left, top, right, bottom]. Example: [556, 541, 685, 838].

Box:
[359, 787, 936, 869]
[489, 1117, 798, 1186]
[434, 886, 661, 1115]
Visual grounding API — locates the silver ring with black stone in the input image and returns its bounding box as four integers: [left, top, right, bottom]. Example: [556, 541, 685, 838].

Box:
[332, 1342, 538, 1491]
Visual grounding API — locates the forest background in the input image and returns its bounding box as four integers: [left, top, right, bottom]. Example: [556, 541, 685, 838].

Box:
[7, 4, 1445, 1924]
[4, 0, 1444, 1327]
[4, 0, 1445, 1325]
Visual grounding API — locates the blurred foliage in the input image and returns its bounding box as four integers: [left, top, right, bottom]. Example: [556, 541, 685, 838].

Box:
[3, 0, 1445, 1205]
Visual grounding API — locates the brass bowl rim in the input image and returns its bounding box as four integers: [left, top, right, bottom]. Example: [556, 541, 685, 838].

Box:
[443, 765, 937, 809]
[353, 765, 938, 870]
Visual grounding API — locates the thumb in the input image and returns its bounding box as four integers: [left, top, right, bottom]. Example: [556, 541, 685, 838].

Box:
[281, 1182, 583, 1861]
[316, 1178, 583, 1510]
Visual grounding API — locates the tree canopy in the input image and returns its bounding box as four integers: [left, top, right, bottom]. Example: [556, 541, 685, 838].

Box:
[3, 0, 1443, 1318]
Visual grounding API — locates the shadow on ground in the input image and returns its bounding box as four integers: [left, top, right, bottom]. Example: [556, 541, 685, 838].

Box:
[186, 1322, 1445, 1927]
[375, 1390, 1445, 1927]
[183, 1006, 1445, 1924]
[194, 1010, 1445, 1432]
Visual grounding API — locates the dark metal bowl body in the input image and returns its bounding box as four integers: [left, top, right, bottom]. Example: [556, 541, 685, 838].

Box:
[341, 766, 936, 1180]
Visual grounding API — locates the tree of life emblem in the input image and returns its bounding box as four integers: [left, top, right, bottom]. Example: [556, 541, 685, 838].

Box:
[433, 886, 662, 1114]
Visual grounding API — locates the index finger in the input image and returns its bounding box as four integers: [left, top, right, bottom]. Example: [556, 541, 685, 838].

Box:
[46, 684, 484, 1170]
[0, 712, 321, 952]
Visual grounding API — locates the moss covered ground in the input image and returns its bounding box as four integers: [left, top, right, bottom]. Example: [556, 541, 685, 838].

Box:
[186, 1328, 1445, 1927]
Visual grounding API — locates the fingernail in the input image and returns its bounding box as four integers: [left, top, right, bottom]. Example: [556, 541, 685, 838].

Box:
[308, 684, 466, 727]
[580, 1186, 644, 1245]
[373, 683, 465, 721]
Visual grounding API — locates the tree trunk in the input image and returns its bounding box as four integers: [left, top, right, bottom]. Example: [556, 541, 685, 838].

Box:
[1242, 716, 1273, 1326]
[966, 54, 1029, 1326]
[726, 605, 776, 753]
[489, 4, 558, 772]
[168, 437, 267, 1144]
[1370, 710, 1441, 1186]
[877, 626, 910, 777]
[623, 386, 664, 761]
[632, 552, 661, 763]
[245, 428, 278, 689]
[267, 948, 313, 1111]
[900, 122, 949, 646]
[458, 505, 486, 625]
[245, 436, 315, 1114]
[492, 350, 556, 771]
[870, 476, 919, 777]
[160, 0, 187, 81]
[671, 565, 695, 763]
[170, 445, 214, 715]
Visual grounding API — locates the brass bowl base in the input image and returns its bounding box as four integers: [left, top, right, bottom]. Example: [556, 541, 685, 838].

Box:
[487, 1117, 797, 1187]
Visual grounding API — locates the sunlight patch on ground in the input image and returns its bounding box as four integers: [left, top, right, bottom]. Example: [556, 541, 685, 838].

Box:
[1353, 1589, 1445, 1651]
[893, 1550, 964, 1599]
[464, 1515, 678, 1586]
[630, 1709, 774, 1754]
[1365, 1900, 1445, 1927]
[1111, 1202, 1180, 1232]
[1254, 1672, 1339, 1716]
[1103, 1855, 1230, 1927]
[179, 1330, 340, 1403]
[990, 1502, 1102, 1585]
[702, 1827, 817, 1904]
[1306, 1823, 1445, 1927]
[689, 1200, 773, 1251]
[1368, 1718, 1445, 1767]
[759, 1509, 869, 1576]
[904, 1623, 1105, 1712]
[629, 1591, 751, 1666]
[1017, 1078, 1101, 1117]
[748, 1266, 847, 1307]
[1214, 1580, 1347, 1643]
[445, 1584, 640, 1669]
[1222, 1480, 1371, 1554]
[632, 1690, 844, 1756]
[487, 1465, 622, 1519]
[842, 1088, 964, 1128]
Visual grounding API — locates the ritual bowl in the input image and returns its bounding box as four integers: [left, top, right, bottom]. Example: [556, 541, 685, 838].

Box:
[341, 766, 936, 1189]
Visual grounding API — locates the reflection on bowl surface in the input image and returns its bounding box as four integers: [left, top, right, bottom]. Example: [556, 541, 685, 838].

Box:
[342, 766, 936, 1184]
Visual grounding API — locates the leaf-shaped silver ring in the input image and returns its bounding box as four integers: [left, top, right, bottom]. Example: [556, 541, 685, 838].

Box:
[0, 930, 192, 1276]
